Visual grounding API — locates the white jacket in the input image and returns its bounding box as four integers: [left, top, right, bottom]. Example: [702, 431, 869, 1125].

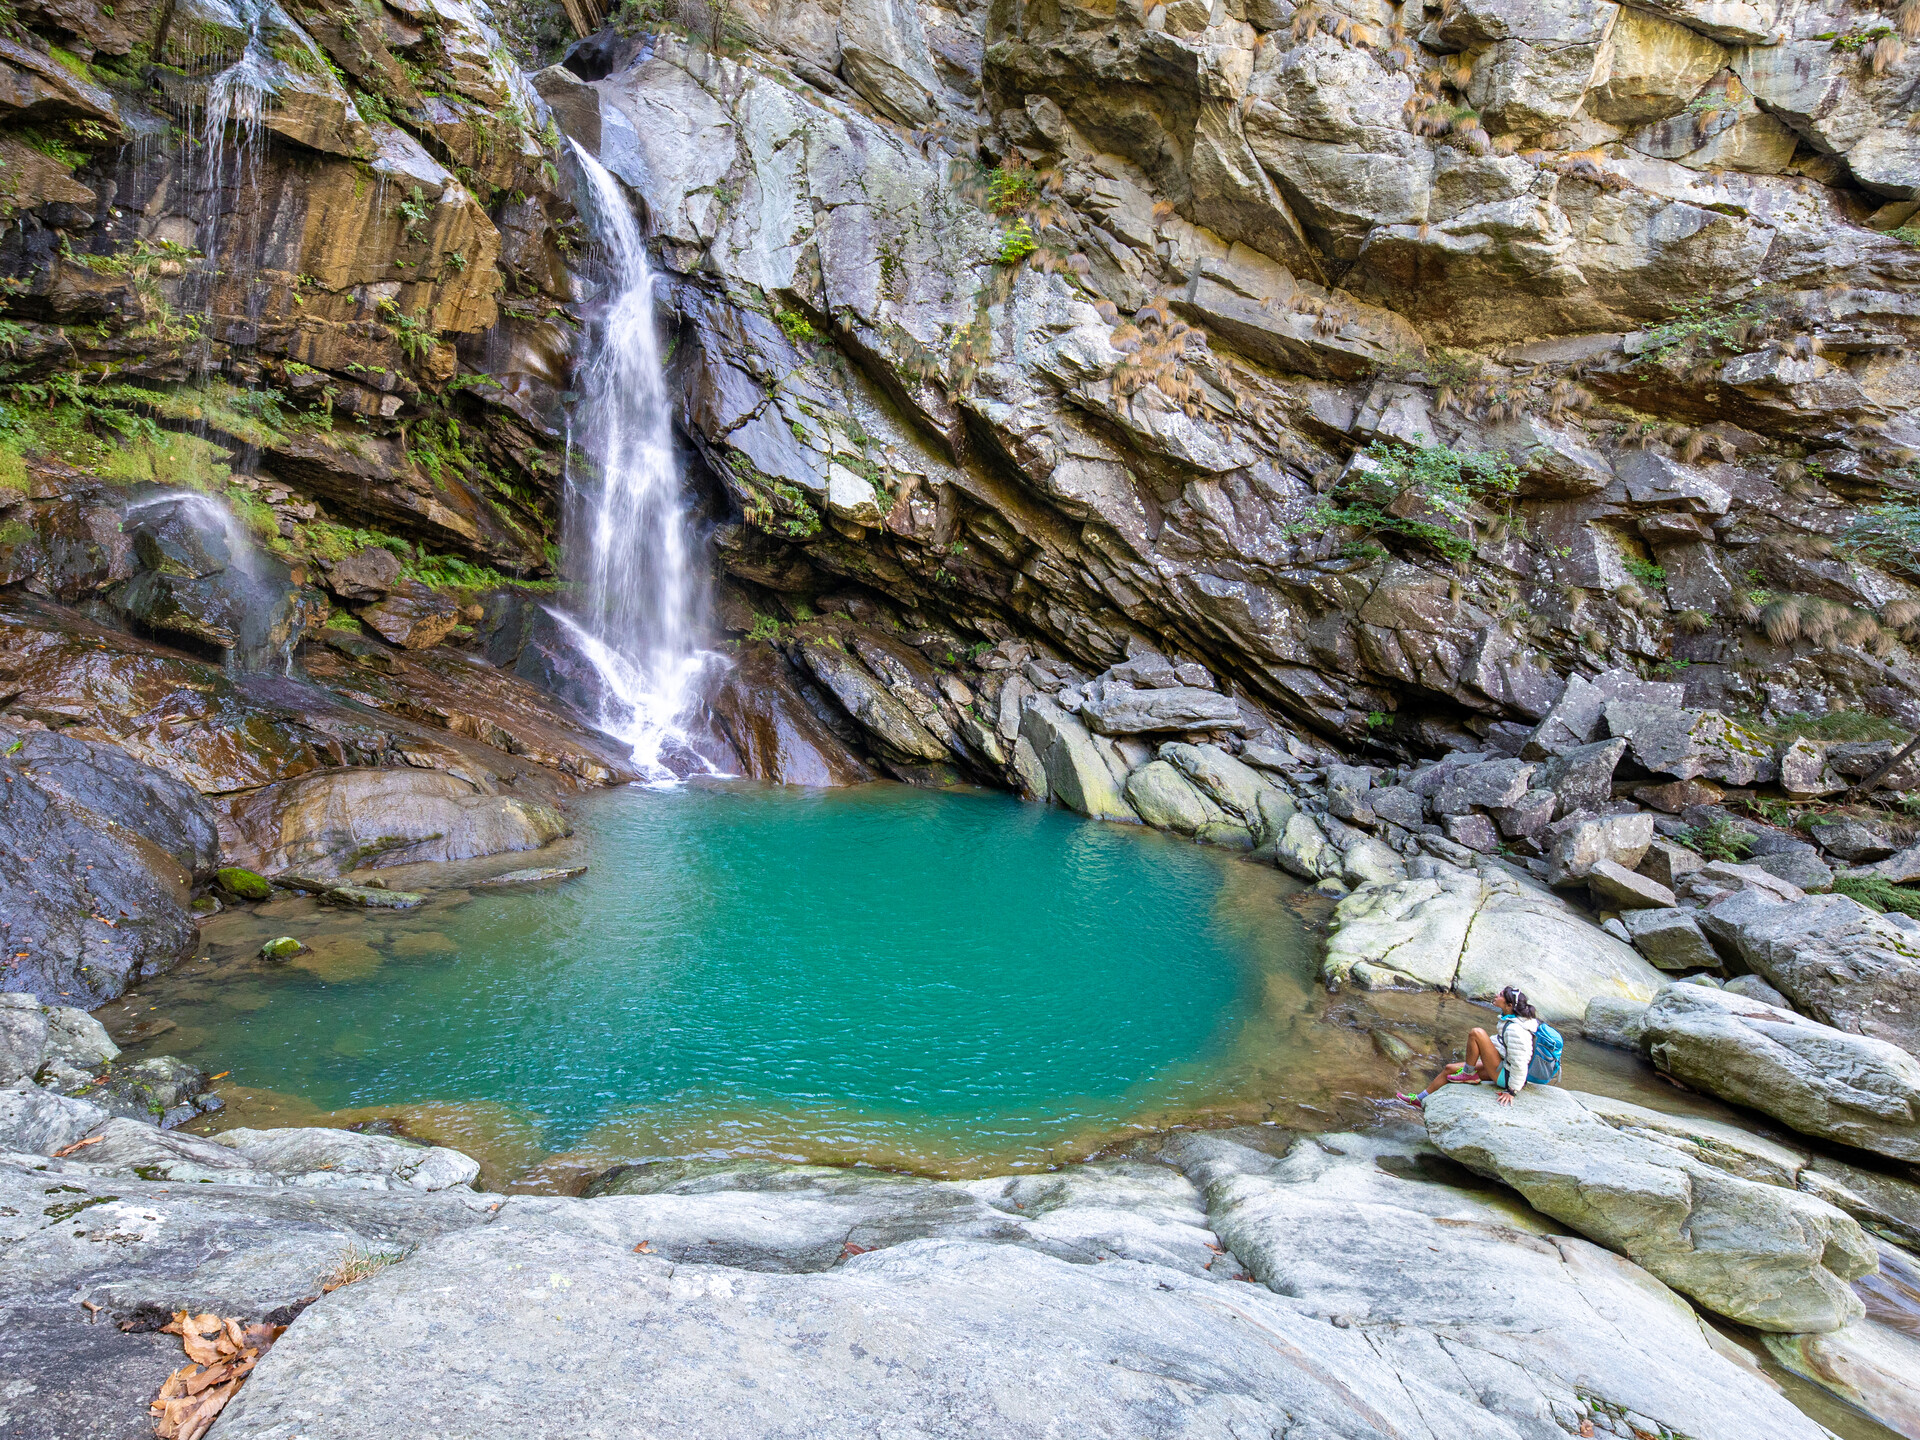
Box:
[1494, 1015, 1539, 1094]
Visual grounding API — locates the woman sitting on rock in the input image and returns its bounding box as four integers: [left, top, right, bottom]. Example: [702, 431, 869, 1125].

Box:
[1400, 986, 1558, 1108]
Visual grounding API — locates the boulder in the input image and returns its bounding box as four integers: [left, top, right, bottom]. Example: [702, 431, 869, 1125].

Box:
[1776, 737, 1845, 800]
[1872, 844, 1920, 885]
[42, 1003, 117, 1073]
[1741, 843, 1833, 894]
[1522, 669, 1684, 758]
[1159, 742, 1270, 824]
[1489, 786, 1556, 840]
[213, 1126, 481, 1192]
[470, 865, 588, 888]
[1539, 738, 1627, 819]
[322, 546, 403, 600]
[214, 865, 273, 901]
[1423, 1085, 1875, 1332]
[65, 1117, 267, 1184]
[1324, 865, 1665, 1021]
[1430, 757, 1534, 816]
[324, 884, 427, 909]
[1603, 703, 1777, 787]
[1641, 984, 1920, 1162]
[1812, 821, 1896, 863]
[1122, 760, 1218, 835]
[1077, 682, 1245, 735]
[1583, 995, 1652, 1049]
[1700, 890, 1920, 1055]
[73, 1056, 208, 1126]
[1621, 907, 1719, 970]
[356, 580, 463, 650]
[1723, 973, 1790, 1007]
[1639, 836, 1705, 889]
[1694, 859, 1807, 902]
[1017, 701, 1136, 823]
[216, 767, 570, 879]
[1546, 812, 1655, 885]
[1442, 812, 1500, 853]
[1765, 1312, 1920, 1440]
[0, 1086, 107, 1155]
[1633, 778, 1727, 813]
[1174, 1131, 1830, 1440]
[0, 992, 49, 1086]
[1274, 812, 1343, 881]
[1367, 785, 1427, 828]
[1323, 763, 1374, 823]
[1588, 859, 1675, 911]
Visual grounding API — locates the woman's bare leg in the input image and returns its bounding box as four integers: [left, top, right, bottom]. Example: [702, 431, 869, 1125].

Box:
[1462, 1027, 1501, 1080]
[1416, 1028, 1501, 1096]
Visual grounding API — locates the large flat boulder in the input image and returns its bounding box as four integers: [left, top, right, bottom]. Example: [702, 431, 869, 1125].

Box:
[1700, 890, 1920, 1056]
[1172, 1130, 1829, 1440]
[1603, 702, 1778, 786]
[1077, 681, 1245, 735]
[1324, 863, 1665, 1021]
[0, 1086, 107, 1156]
[1642, 984, 1920, 1162]
[213, 1126, 481, 1192]
[1423, 1086, 1875, 1333]
[216, 767, 570, 879]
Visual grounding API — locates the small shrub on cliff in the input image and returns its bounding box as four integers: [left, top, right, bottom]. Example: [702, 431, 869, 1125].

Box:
[995, 219, 1038, 266]
[774, 308, 818, 343]
[1674, 817, 1753, 862]
[1838, 500, 1920, 578]
[1287, 440, 1519, 564]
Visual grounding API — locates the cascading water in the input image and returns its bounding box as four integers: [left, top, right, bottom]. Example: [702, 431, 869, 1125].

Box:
[558, 144, 722, 783]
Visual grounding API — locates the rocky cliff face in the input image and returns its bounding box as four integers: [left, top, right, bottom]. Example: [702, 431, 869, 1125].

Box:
[553, 0, 1920, 787]
[8, 0, 1920, 995]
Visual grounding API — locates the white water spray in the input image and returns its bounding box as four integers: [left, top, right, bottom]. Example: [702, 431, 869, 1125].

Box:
[561, 144, 721, 783]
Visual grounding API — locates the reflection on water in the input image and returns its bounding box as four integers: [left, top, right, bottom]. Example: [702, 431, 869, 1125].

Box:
[99, 781, 1762, 1191]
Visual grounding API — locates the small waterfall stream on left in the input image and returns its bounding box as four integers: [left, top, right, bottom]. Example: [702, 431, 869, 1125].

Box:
[557, 145, 723, 783]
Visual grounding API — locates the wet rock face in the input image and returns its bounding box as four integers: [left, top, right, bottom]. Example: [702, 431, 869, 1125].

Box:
[0, 728, 198, 1005]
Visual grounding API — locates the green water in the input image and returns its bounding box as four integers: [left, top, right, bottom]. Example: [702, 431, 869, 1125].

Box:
[115, 783, 1365, 1181]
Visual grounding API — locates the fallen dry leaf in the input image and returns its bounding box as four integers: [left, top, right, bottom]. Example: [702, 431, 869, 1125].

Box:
[50, 1134, 104, 1158]
[149, 1311, 283, 1440]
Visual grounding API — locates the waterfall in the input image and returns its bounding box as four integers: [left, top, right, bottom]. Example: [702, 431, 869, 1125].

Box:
[558, 145, 720, 784]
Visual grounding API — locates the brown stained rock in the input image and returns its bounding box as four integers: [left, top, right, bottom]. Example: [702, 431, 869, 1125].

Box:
[1632, 778, 1726, 813]
[217, 767, 569, 879]
[322, 547, 403, 601]
[300, 644, 636, 786]
[0, 596, 329, 794]
[356, 582, 462, 650]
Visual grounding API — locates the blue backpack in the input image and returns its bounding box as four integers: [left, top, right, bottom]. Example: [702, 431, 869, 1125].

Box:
[1529, 1020, 1564, 1083]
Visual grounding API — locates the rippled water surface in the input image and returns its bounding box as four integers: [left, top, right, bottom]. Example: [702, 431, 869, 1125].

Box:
[112, 783, 1397, 1180]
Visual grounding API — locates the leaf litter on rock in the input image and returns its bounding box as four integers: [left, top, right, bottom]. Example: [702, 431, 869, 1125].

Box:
[147, 1310, 285, 1440]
